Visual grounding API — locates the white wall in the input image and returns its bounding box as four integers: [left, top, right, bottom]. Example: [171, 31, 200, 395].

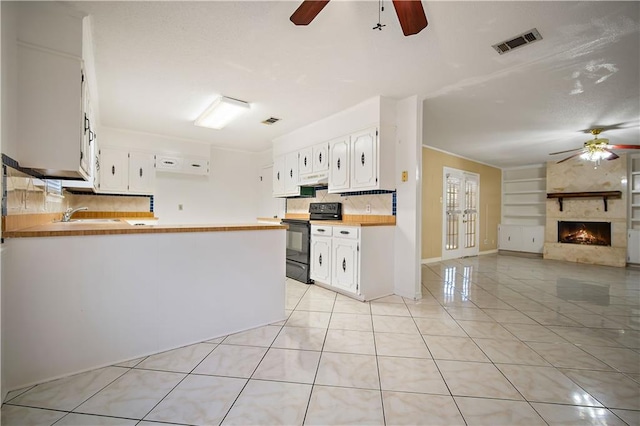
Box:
[394, 96, 422, 299]
[99, 127, 260, 224]
[1, 1, 18, 160]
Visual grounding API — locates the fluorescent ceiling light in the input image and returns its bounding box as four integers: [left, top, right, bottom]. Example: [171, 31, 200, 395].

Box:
[194, 96, 250, 129]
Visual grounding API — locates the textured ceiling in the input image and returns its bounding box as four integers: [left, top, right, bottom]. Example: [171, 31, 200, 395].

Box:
[69, 1, 640, 167]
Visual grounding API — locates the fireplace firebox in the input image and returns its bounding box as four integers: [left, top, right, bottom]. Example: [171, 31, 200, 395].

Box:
[558, 221, 611, 246]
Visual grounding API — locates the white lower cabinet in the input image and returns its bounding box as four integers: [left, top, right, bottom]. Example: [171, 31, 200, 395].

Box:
[310, 224, 394, 301]
[629, 230, 640, 264]
[498, 224, 544, 253]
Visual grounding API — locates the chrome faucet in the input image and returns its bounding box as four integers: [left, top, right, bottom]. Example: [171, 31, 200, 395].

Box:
[62, 207, 88, 222]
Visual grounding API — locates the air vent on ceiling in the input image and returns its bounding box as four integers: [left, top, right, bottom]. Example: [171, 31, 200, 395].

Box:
[492, 28, 542, 55]
[262, 117, 281, 125]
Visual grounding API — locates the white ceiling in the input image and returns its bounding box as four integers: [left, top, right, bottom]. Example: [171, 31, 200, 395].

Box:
[68, 1, 640, 168]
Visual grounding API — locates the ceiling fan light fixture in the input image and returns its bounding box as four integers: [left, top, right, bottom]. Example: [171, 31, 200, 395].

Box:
[195, 96, 250, 130]
[580, 148, 611, 162]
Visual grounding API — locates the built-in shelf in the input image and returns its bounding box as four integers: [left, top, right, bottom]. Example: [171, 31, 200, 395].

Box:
[502, 165, 547, 227]
[547, 191, 622, 212]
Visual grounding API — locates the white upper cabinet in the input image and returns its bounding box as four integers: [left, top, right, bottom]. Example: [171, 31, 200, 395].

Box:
[16, 3, 95, 180]
[328, 136, 350, 192]
[272, 155, 285, 196]
[97, 147, 155, 195]
[312, 143, 329, 172]
[350, 127, 378, 190]
[299, 147, 313, 176]
[98, 148, 129, 193]
[128, 152, 156, 194]
[273, 152, 300, 197]
[284, 151, 300, 195]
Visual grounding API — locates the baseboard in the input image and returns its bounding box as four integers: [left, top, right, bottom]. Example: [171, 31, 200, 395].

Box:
[421, 257, 442, 264]
[479, 249, 499, 256]
[498, 249, 543, 258]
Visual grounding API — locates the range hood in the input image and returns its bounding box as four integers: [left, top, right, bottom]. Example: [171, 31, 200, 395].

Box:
[298, 171, 328, 187]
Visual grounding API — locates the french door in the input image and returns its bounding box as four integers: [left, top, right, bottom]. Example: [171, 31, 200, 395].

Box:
[442, 168, 480, 260]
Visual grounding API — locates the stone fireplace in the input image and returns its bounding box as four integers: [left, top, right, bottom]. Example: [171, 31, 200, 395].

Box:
[544, 155, 628, 267]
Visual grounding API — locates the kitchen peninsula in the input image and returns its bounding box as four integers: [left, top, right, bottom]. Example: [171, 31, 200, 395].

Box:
[2, 221, 286, 390]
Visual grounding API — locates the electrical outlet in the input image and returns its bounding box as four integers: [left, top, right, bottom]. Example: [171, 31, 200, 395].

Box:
[365, 203, 371, 213]
[178, 204, 183, 211]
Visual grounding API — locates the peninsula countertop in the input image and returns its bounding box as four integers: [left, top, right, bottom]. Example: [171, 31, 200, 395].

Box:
[3, 220, 287, 238]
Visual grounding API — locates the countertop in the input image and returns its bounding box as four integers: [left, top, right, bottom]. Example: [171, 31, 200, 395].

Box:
[285, 214, 396, 227]
[3, 220, 287, 238]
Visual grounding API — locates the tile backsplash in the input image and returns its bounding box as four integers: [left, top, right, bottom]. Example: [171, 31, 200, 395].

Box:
[286, 189, 394, 216]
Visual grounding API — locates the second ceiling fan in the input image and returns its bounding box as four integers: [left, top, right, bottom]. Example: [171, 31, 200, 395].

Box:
[290, 0, 428, 36]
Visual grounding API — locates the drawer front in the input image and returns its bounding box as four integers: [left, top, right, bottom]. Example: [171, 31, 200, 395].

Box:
[312, 225, 333, 237]
[333, 226, 359, 239]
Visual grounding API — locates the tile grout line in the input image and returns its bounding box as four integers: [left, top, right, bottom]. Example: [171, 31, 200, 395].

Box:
[300, 288, 337, 426]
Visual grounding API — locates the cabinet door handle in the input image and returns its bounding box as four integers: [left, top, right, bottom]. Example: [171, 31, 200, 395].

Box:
[508, 236, 510, 241]
[340, 230, 349, 235]
[84, 114, 89, 133]
[318, 229, 325, 232]
[319, 254, 322, 266]
[139, 168, 143, 178]
[112, 165, 115, 176]
[277, 171, 280, 181]
[89, 130, 95, 144]
[342, 258, 347, 272]
[337, 158, 341, 170]
[319, 152, 322, 164]
[304, 156, 307, 167]
[290, 169, 293, 178]
[361, 152, 365, 166]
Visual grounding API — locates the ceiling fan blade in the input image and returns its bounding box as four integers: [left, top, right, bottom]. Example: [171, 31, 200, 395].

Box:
[557, 152, 584, 164]
[549, 147, 582, 155]
[606, 144, 640, 150]
[290, 0, 330, 25]
[392, 0, 428, 36]
[603, 149, 619, 161]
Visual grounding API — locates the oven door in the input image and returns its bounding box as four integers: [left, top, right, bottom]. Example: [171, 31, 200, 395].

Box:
[282, 219, 312, 284]
[283, 220, 310, 264]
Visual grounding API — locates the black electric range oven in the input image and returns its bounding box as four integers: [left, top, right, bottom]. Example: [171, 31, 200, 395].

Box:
[281, 202, 342, 284]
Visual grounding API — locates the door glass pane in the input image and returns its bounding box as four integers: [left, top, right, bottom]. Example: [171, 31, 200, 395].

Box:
[464, 178, 478, 249]
[445, 175, 460, 250]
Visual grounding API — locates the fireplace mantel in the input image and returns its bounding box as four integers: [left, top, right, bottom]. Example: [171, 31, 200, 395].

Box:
[546, 191, 622, 212]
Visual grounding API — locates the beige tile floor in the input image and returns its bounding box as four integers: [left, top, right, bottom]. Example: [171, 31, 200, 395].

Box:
[2, 254, 640, 425]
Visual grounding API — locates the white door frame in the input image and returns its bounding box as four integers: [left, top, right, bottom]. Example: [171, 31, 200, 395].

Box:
[441, 167, 480, 260]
